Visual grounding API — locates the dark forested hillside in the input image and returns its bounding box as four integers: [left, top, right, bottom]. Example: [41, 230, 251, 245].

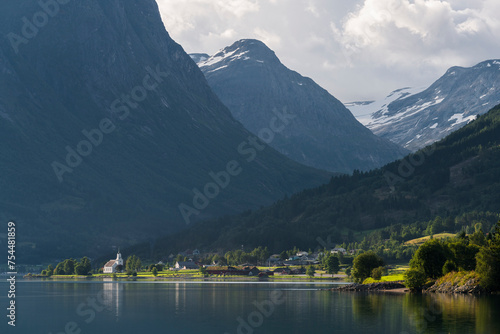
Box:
[0, 0, 330, 263]
[147, 104, 500, 257]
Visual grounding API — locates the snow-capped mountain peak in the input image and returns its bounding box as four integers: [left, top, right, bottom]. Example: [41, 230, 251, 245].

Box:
[190, 39, 409, 173]
[347, 60, 500, 151]
[195, 39, 277, 71]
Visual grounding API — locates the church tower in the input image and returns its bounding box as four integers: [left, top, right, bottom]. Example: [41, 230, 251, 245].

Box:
[116, 249, 123, 266]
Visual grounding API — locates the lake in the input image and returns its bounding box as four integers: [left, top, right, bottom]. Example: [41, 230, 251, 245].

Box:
[1, 279, 499, 333]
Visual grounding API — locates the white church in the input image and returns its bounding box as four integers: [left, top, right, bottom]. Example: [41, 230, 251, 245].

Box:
[103, 250, 124, 274]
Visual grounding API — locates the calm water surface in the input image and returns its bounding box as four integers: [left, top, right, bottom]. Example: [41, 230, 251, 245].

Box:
[1, 279, 499, 333]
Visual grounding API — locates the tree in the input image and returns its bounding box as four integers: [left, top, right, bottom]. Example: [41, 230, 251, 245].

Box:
[74, 263, 87, 275]
[54, 263, 65, 275]
[325, 255, 340, 276]
[404, 267, 427, 291]
[410, 239, 449, 279]
[442, 260, 457, 276]
[152, 267, 158, 277]
[46, 264, 54, 276]
[126, 255, 142, 275]
[79, 257, 92, 275]
[448, 242, 480, 271]
[470, 229, 487, 246]
[476, 245, 500, 291]
[338, 252, 345, 265]
[306, 266, 316, 278]
[352, 251, 384, 283]
[63, 259, 76, 275]
[371, 266, 384, 281]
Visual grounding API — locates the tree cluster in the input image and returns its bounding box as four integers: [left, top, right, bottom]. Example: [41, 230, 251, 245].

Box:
[126, 255, 142, 275]
[47, 257, 92, 276]
[351, 251, 384, 283]
[404, 222, 500, 291]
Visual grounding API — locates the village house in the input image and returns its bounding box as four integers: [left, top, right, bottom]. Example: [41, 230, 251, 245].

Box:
[331, 247, 347, 255]
[266, 254, 283, 266]
[175, 261, 199, 270]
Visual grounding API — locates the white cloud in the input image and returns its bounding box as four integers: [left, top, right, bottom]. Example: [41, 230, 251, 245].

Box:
[253, 27, 281, 48]
[156, 0, 500, 101]
[336, 0, 500, 74]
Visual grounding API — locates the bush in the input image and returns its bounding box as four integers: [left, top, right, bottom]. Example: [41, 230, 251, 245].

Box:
[404, 267, 427, 291]
[442, 260, 457, 276]
[371, 266, 384, 281]
[352, 252, 384, 283]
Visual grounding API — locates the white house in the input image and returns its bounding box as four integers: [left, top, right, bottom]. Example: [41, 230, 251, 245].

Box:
[103, 251, 124, 274]
[175, 261, 199, 270]
[331, 248, 347, 255]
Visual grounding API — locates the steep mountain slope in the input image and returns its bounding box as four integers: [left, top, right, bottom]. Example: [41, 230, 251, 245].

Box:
[190, 53, 210, 63]
[193, 39, 408, 173]
[347, 60, 500, 151]
[148, 104, 500, 256]
[0, 0, 330, 262]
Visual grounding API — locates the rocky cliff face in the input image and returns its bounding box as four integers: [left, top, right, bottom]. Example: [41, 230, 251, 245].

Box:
[194, 39, 408, 173]
[348, 60, 500, 151]
[0, 0, 329, 261]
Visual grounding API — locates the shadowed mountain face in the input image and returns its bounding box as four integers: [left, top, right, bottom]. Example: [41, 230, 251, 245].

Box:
[0, 0, 330, 262]
[349, 60, 500, 151]
[147, 104, 500, 257]
[194, 39, 409, 173]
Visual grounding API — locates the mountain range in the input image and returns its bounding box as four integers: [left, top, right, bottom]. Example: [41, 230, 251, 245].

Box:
[347, 60, 500, 151]
[192, 39, 408, 173]
[0, 0, 330, 262]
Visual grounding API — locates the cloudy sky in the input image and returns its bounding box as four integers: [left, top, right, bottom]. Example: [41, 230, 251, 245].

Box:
[156, 0, 500, 102]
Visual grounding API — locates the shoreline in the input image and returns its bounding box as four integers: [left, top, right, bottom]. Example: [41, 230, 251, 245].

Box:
[328, 281, 409, 293]
[22, 274, 349, 283]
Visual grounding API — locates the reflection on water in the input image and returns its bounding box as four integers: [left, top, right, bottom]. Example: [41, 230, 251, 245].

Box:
[346, 291, 500, 334]
[102, 279, 123, 319]
[1, 280, 498, 333]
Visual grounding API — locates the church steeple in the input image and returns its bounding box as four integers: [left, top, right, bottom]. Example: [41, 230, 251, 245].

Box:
[116, 249, 123, 265]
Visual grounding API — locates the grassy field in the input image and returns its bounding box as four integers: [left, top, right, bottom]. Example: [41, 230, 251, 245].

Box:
[404, 233, 456, 245]
[362, 264, 409, 284]
[363, 274, 405, 284]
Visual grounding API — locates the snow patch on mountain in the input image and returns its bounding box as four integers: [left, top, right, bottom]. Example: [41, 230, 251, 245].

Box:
[199, 48, 257, 69]
[346, 59, 500, 151]
[346, 86, 425, 126]
[448, 113, 476, 125]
